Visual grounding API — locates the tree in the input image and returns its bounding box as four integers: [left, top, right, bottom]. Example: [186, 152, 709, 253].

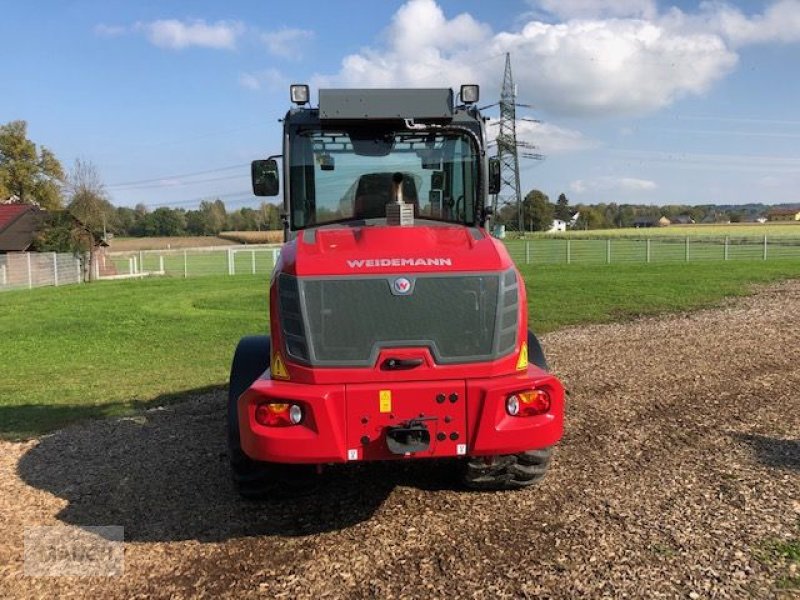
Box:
[66, 159, 115, 280]
[555, 193, 571, 221]
[199, 199, 227, 234]
[144, 207, 186, 236]
[523, 189, 554, 232]
[0, 120, 65, 209]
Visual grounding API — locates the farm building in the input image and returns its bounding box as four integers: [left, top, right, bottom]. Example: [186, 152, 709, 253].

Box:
[0, 202, 43, 253]
[633, 216, 670, 228]
[547, 212, 580, 233]
[766, 208, 800, 222]
[671, 215, 695, 225]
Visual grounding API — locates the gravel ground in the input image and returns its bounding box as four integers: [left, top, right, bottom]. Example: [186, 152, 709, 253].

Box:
[1, 281, 798, 599]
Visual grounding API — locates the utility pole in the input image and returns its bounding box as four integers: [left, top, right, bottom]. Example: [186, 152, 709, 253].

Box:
[491, 53, 544, 233]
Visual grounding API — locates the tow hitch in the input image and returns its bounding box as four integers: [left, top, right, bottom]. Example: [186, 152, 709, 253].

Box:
[386, 417, 437, 454]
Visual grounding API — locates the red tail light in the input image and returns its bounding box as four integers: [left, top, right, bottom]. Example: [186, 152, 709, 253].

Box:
[255, 402, 303, 427]
[506, 389, 551, 417]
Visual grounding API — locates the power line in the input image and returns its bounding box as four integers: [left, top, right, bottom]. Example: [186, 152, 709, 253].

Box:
[107, 163, 248, 189]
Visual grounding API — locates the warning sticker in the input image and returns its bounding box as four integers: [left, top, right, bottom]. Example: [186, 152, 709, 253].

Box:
[271, 352, 290, 380]
[516, 342, 529, 371]
[379, 390, 392, 413]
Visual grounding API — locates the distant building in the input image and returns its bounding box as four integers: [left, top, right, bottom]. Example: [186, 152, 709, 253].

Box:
[701, 212, 730, 224]
[741, 214, 768, 224]
[633, 216, 670, 228]
[766, 208, 800, 222]
[0, 203, 44, 253]
[671, 215, 695, 225]
[547, 211, 580, 233]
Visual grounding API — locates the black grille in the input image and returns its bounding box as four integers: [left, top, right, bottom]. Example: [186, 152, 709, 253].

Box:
[278, 270, 518, 367]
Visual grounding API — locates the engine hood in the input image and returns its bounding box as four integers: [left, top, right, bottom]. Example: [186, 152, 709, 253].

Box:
[279, 224, 514, 277]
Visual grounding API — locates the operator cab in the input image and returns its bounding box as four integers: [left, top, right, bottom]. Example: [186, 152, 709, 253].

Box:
[252, 84, 500, 240]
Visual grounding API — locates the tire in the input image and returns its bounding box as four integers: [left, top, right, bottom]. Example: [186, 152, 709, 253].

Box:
[527, 330, 548, 371]
[462, 447, 554, 490]
[461, 331, 553, 490]
[227, 336, 317, 499]
[228, 336, 273, 499]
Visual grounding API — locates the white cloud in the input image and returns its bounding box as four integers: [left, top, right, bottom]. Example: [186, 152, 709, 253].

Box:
[511, 120, 600, 154]
[261, 28, 314, 60]
[533, 0, 657, 20]
[239, 68, 288, 92]
[570, 176, 657, 193]
[664, 0, 800, 47]
[94, 23, 127, 38]
[315, 0, 800, 118]
[135, 19, 244, 50]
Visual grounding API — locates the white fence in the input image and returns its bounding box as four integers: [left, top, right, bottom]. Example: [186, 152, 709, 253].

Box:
[103, 244, 282, 279]
[0, 252, 83, 292]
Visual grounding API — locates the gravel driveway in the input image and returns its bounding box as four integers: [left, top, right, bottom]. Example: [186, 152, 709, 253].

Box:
[1, 281, 798, 599]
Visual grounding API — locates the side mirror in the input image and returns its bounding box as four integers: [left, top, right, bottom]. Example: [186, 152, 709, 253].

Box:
[488, 157, 501, 195]
[251, 159, 279, 196]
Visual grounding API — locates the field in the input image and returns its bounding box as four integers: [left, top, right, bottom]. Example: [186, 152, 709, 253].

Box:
[523, 221, 800, 239]
[2, 259, 800, 439]
[109, 236, 238, 251]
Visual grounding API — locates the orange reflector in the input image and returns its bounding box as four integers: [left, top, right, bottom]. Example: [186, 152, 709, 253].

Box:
[516, 342, 528, 371]
[271, 352, 290, 380]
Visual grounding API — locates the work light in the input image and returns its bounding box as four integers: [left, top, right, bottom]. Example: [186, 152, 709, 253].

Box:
[460, 84, 479, 104]
[290, 84, 310, 105]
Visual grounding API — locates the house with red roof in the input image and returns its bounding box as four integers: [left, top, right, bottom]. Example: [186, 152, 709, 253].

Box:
[0, 201, 44, 252]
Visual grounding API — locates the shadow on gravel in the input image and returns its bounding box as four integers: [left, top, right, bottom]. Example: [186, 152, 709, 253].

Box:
[17, 390, 463, 542]
[734, 433, 800, 472]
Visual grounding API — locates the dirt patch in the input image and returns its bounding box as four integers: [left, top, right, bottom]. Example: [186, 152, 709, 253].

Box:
[1, 281, 799, 598]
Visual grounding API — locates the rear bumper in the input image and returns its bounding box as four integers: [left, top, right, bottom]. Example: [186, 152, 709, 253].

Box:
[238, 367, 564, 464]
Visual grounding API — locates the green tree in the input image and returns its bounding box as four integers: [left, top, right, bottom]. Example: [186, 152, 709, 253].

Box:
[0, 120, 65, 209]
[555, 193, 571, 221]
[199, 199, 227, 234]
[523, 189, 554, 232]
[144, 207, 186, 236]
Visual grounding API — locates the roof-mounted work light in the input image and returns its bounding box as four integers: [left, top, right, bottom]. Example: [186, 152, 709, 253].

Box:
[290, 84, 310, 105]
[460, 84, 479, 105]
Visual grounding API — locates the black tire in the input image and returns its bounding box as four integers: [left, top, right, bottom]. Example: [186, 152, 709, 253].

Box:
[462, 447, 554, 490]
[228, 336, 273, 499]
[461, 331, 553, 490]
[527, 330, 548, 371]
[228, 336, 317, 499]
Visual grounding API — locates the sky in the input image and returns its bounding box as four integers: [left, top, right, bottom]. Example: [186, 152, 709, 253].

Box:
[3, 0, 800, 210]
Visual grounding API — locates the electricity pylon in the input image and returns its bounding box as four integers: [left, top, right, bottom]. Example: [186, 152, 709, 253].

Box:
[490, 53, 544, 231]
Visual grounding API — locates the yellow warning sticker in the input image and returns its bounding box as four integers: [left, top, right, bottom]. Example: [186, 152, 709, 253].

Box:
[379, 390, 392, 413]
[516, 342, 529, 371]
[271, 352, 290, 380]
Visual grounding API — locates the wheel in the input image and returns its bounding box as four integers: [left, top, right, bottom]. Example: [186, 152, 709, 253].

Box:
[527, 330, 548, 370]
[461, 330, 554, 490]
[227, 336, 317, 499]
[228, 336, 273, 499]
[462, 447, 554, 490]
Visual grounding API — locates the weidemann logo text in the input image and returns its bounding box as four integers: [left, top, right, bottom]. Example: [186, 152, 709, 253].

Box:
[347, 258, 452, 268]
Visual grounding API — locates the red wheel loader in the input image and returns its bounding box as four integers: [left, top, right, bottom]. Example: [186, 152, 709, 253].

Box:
[229, 84, 564, 496]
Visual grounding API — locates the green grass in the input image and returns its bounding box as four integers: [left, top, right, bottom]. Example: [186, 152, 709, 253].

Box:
[1, 259, 799, 439]
[754, 533, 800, 591]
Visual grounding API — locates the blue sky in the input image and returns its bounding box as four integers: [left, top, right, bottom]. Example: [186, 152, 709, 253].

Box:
[3, 0, 800, 210]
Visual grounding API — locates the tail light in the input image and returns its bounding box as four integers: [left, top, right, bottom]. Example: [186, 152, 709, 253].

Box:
[506, 389, 551, 417]
[255, 402, 303, 427]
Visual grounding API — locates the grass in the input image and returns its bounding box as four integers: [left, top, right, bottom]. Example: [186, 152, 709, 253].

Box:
[1, 259, 799, 439]
[754, 533, 800, 591]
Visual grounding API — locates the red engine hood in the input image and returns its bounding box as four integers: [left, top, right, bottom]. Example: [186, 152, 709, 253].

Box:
[279, 225, 514, 277]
